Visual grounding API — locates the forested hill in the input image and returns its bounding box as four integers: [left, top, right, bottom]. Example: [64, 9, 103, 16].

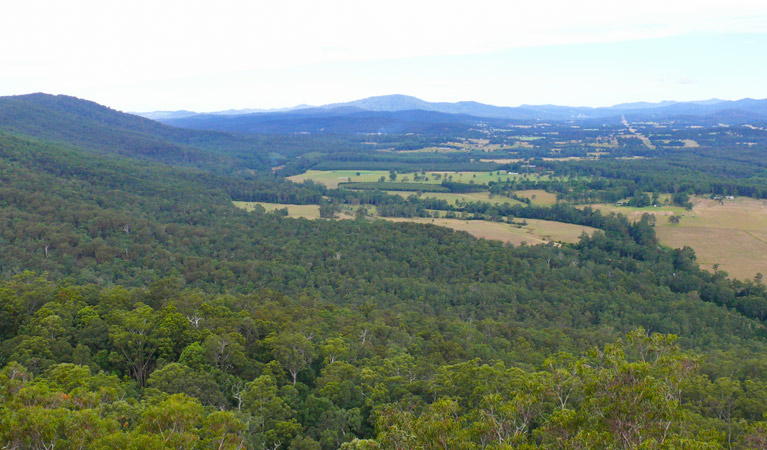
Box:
[0, 93, 274, 170]
[3, 94, 767, 448]
[163, 107, 496, 135]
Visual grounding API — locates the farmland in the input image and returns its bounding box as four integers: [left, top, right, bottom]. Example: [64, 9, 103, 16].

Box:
[380, 217, 592, 245]
[232, 201, 321, 219]
[288, 169, 553, 189]
[585, 197, 767, 280]
[513, 189, 558, 206]
[234, 201, 596, 245]
[388, 190, 559, 207]
[285, 166, 767, 281]
[386, 191, 526, 206]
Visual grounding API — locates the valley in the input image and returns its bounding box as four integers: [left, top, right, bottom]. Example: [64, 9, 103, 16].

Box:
[7, 1, 767, 446]
[285, 164, 767, 281]
[2, 93, 767, 449]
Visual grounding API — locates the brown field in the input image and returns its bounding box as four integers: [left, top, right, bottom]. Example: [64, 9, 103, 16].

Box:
[586, 197, 767, 281]
[515, 190, 558, 206]
[589, 141, 619, 149]
[235, 201, 595, 246]
[382, 217, 596, 246]
[440, 138, 504, 152]
[386, 191, 525, 206]
[479, 158, 523, 163]
[396, 147, 464, 153]
[541, 156, 592, 161]
[289, 170, 550, 189]
[233, 201, 321, 219]
[682, 139, 699, 148]
[655, 227, 767, 280]
[287, 170, 390, 188]
[524, 219, 597, 243]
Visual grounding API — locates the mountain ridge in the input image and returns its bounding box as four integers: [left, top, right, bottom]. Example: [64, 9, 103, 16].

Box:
[0, 93, 272, 169]
[154, 94, 767, 134]
[137, 94, 766, 122]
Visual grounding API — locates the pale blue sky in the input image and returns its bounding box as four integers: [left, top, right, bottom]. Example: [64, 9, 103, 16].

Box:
[2, 0, 766, 111]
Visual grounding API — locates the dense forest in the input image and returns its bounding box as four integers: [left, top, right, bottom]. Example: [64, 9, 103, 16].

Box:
[2, 93, 767, 449]
[4, 274, 767, 449]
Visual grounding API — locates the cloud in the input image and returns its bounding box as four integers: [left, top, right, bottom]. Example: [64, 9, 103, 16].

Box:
[3, 0, 767, 77]
[2, 0, 766, 109]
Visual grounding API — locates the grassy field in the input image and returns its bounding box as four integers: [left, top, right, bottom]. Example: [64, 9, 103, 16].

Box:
[288, 170, 390, 188]
[235, 201, 595, 246]
[515, 190, 558, 206]
[395, 147, 464, 153]
[580, 202, 686, 220]
[383, 217, 597, 245]
[479, 158, 524, 163]
[523, 218, 597, 243]
[386, 191, 525, 206]
[585, 197, 767, 281]
[288, 170, 552, 189]
[233, 201, 321, 219]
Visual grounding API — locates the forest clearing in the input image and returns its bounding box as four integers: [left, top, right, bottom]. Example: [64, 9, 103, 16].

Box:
[234, 201, 597, 245]
[383, 217, 597, 245]
[587, 197, 767, 280]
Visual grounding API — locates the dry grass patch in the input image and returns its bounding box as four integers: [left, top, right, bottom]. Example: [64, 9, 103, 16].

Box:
[479, 158, 523, 163]
[289, 170, 551, 188]
[524, 219, 596, 243]
[586, 196, 767, 281]
[386, 191, 524, 206]
[515, 190, 558, 206]
[382, 217, 596, 246]
[656, 227, 767, 281]
[682, 139, 699, 148]
[287, 170, 390, 188]
[396, 147, 464, 153]
[233, 201, 321, 219]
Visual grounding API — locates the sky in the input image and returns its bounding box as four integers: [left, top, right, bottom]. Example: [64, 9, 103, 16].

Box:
[2, 0, 767, 112]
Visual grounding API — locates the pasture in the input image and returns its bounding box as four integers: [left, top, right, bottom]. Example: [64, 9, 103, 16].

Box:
[233, 201, 321, 219]
[383, 217, 597, 245]
[288, 170, 390, 188]
[586, 197, 767, 281]
[514, 189, 558, 206]
[234, 201, 596, 246]
[386, 191, 525, 206]
[288, 169, 552, 189]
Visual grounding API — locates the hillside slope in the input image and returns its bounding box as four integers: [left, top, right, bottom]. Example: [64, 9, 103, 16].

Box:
[0, 93, 270, 170]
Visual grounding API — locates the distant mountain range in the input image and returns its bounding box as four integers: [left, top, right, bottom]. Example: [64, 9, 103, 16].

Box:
[139, 94, 767, 120]
[137, 94, 767, 134]
[137, 105, 313, 121]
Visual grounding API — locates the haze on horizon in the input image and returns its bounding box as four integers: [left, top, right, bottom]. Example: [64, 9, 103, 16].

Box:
[2, 0, 767, 112]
